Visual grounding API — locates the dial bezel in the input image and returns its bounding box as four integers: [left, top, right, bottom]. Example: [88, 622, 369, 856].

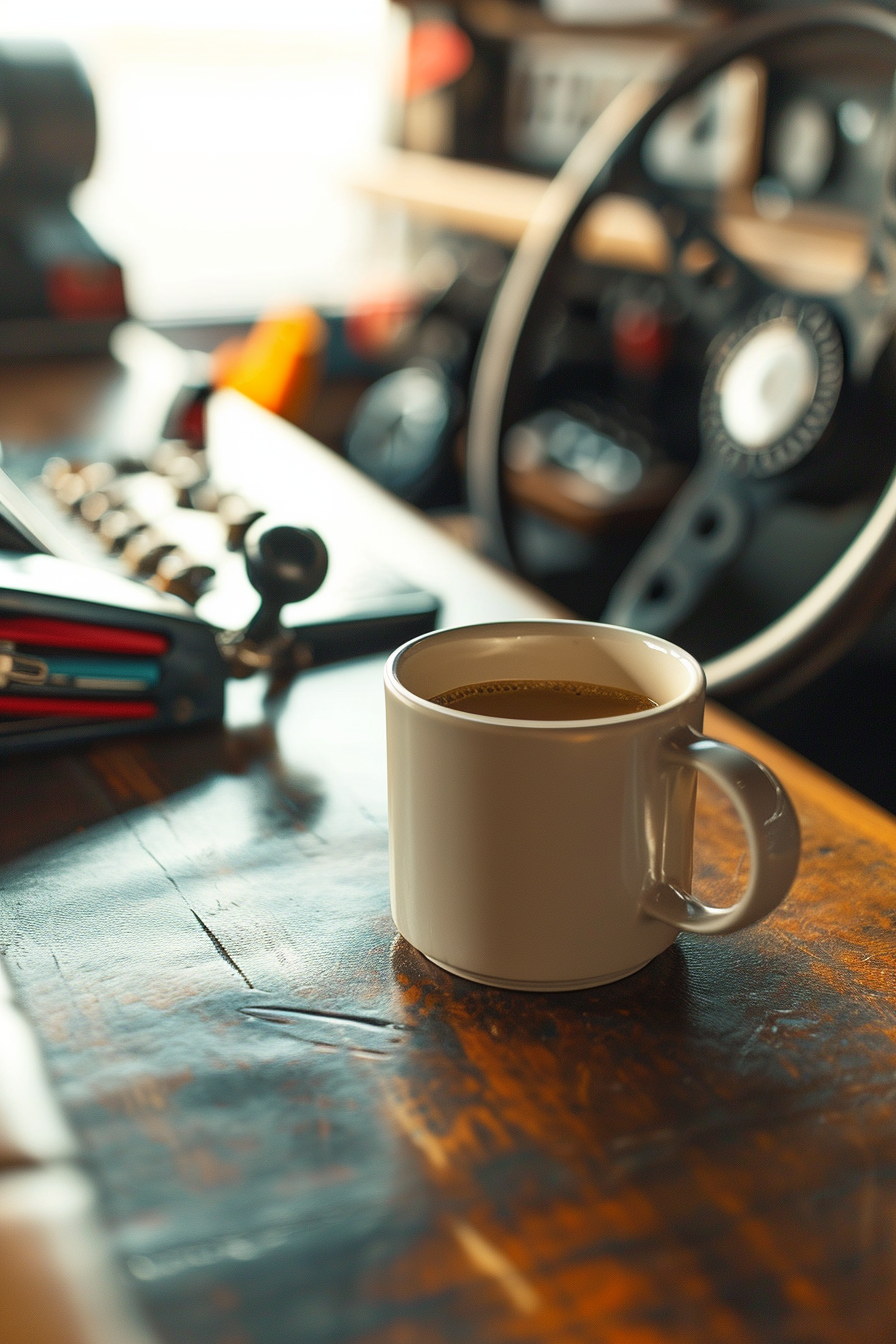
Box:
[701, 295, 844, 477]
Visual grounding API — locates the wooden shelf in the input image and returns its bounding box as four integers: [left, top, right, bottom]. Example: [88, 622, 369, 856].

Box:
[460, 0, 725, 42]
[349, 149, 550, 246]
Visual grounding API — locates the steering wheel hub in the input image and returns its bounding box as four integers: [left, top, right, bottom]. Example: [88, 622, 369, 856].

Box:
[702, 297, 843, 476]
[718, 319, 818, 449]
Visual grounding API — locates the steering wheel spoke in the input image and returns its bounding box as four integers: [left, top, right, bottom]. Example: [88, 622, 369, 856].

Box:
[603, 460, 778, 636]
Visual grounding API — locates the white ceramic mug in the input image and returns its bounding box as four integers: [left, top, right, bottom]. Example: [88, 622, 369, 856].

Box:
[384, 620, 800, 991]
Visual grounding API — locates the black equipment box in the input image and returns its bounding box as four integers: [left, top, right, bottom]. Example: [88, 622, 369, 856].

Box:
[0, 40, 127, 356]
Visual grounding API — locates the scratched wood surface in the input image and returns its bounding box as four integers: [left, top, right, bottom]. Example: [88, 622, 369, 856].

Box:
[3, 396, 896, 1343]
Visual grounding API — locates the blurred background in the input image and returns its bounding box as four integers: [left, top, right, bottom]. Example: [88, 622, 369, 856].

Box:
[8, 0, 402, 322]
[6, 0, 896, 805]
[2, 0, 727, 331]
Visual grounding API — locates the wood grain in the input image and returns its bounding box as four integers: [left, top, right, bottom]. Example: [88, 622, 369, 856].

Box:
[2, 395, 896, 1343]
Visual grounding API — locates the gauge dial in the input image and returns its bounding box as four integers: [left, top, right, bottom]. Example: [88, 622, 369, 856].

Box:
[346, 366, 455, 497]
[769, 96, 835, 197]
[642, 59, 763, 191]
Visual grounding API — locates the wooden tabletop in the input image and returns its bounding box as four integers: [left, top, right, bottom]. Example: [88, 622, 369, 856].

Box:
[3, 391, 896, 1344]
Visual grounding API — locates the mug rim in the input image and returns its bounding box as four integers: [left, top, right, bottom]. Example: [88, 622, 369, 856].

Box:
[385, 619, 706, 730]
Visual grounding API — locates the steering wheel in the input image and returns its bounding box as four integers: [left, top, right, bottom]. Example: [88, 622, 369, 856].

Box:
[467, 5, 896, 705]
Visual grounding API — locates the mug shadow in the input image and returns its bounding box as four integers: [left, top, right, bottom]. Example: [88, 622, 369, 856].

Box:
[390, 932, 692, 1034]
[388, 929, 823, 1149]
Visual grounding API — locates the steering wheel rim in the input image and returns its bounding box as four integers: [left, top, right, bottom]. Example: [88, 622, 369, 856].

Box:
[467, 4, 896, 705]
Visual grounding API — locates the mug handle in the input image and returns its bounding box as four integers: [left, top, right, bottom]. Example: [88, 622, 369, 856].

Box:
[641, 726, 800, 935]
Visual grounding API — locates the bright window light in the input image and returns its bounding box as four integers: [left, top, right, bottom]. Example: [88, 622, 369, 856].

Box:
[3, 2, 399, 321]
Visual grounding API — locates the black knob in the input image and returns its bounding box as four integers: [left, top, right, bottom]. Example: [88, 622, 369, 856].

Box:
[243, 520, 328, 646]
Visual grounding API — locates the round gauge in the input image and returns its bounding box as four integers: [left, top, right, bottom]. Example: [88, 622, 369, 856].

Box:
[346, 365, 455, 498]
[701, 296, 843, 476]
[642, 71, 729, 190]
[769, 97, 835, 197]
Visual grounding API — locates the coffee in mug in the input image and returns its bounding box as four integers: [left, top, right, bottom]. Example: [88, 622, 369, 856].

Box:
[429, 678, 656, 720]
